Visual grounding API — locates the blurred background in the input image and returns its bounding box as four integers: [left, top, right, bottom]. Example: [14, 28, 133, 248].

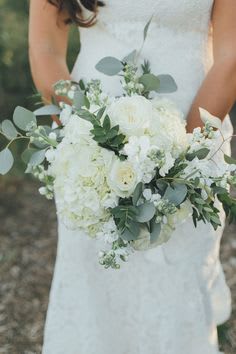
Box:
[0, 1, 235, 353]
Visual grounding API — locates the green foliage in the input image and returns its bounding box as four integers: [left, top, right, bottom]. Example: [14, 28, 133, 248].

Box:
[95, 56, 124, 76]
[0, 148, 14, 174]
[218, 193, 236, 224]
[13, 107, 36, 131]
[186, 148, 210, 161]
[164, 183, 188, 206]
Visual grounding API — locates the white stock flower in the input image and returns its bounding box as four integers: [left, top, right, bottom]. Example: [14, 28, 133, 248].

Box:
[96, 218, 119, 244]
[45, 148, 56, 163]
[108, 158, 138, 198]
[60, 104, 72, 125]
[108, 95, 152, 137]
[123, 136, 157, 183]
[159, 152, 175, 177]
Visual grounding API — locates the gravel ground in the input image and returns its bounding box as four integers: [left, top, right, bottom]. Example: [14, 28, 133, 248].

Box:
[0, 175, 235, 354]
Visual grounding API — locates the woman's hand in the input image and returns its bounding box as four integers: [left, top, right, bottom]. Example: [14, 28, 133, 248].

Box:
[186, 0, 236, 132]
[29, 0, 71, 102]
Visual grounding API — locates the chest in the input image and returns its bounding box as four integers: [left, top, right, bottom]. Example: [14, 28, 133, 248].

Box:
[98, 0, 214, 31]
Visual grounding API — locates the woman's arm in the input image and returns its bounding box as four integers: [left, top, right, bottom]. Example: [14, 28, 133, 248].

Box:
[29, 0, 71, 102]
[186, 0, 236, 132]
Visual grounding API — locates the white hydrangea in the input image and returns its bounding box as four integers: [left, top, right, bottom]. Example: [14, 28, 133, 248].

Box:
[51, 132, 115, 235]
[64, 114, 94, 145]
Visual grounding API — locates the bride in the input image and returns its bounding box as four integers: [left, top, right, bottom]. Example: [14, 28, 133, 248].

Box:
[29, 1, 235, 353]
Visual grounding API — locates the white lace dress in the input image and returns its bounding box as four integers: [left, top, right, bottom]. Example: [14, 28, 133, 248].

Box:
[42, 1, 234, 353]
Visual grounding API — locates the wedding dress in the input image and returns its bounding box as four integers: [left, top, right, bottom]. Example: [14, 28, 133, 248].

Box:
[42, 1, 234, 353]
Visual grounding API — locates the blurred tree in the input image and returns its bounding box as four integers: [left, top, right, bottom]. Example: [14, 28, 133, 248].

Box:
[0, 0, 80, 120]
[0, 0, 80, 174]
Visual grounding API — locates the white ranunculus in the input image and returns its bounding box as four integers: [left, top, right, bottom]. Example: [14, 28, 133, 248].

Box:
[108, 158, 138, 198]
[108, 95, 152, 137]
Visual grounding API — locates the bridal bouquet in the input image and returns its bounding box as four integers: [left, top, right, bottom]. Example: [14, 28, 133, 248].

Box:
[1, 21, 236, 269]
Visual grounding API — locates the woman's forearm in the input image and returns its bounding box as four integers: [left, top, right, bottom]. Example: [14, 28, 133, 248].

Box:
[186, 58, 236, 132]
[29, 50, 71, 102]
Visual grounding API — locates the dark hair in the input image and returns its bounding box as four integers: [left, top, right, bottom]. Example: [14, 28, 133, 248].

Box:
[48, 0, 104, 27]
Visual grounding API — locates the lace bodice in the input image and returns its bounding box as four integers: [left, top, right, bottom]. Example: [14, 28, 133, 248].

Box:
[98, 0, 213, 32]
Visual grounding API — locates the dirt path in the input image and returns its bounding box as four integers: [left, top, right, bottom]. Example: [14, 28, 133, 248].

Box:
[0, 177, 235, 354]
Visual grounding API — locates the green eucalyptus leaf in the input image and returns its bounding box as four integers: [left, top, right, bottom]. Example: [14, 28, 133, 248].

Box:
[29, 149, 46, 167]
[139, 73, 160, 92]
[34, 105, 61, 116]
[122, 50, 137, 64]
[155, 74, 178, 93]
[186, 148, 210, 161]
[121, 221, 140, 241]
[164, 183, 187, 206]
[132, 182, 143, 206]
[13, 106, 36, 131]
[135, 202, 156, 223]
[156, 180, 169, 193]
[150, 220, 161, 243]
[21, 148, 38, 164]
[1, 120, 18, 140]
[73, 91, 90, 110]
[0, 148, 14, 175]
[95, 56, 124, 76]
[224, 154, 236, 165]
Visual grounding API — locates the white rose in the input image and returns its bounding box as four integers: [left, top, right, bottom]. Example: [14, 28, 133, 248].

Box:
[108, 95, 152, 137]
[108, 159, 138, 197]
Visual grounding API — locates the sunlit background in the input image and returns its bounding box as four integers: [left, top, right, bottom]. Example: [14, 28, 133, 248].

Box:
[0, 1, 235, 353]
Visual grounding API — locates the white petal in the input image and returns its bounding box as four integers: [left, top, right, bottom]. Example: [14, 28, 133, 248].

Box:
[199, 107, 222, 130]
